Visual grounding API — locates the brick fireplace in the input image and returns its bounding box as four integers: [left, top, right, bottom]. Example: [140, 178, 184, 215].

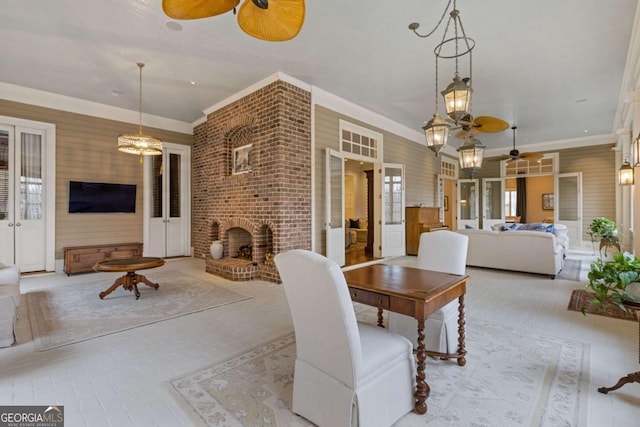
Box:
[192, 80, 312, 282]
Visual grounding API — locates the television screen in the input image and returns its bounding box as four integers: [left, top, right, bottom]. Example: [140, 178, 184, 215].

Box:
[68, 181, 136, 213]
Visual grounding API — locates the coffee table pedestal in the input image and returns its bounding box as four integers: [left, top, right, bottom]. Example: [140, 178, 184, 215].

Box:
[94, 257, 165, 300]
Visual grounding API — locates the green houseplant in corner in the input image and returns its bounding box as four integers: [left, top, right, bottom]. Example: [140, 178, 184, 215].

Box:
[586, 251, 640, 312]
[588, 217, 618, 257]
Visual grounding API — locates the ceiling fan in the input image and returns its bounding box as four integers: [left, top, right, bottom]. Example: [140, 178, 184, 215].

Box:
[162, 0, 306, 42]
[496, 126, 544, 163]
[452, 115, 510, 139]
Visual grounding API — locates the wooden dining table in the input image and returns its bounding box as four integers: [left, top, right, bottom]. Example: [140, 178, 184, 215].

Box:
[343, 263, 469, 415]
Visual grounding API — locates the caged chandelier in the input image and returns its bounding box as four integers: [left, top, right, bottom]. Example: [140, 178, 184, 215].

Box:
[410, 0, 475, 156]
[117, 62, 163, 162]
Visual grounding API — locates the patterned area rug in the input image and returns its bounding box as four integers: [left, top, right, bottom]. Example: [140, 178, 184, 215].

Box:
[27, 271, 251, 351]
[557, 259, 582, 281]
[170, 318, 589, 427]
[567, 289, 637, 321]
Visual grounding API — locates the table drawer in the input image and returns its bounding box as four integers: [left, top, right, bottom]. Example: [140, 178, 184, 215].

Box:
[349, 288, 390, 309]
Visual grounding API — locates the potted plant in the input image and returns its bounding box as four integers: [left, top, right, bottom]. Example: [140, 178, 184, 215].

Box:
[588, 217, 618, 256]
[586, 251, 640, 312]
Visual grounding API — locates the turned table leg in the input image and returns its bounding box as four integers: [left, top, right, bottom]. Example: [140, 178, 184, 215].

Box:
[414, 318, 429, 414]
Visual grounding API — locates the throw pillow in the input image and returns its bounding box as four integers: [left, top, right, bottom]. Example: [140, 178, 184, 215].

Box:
[349, 218, 361, 229]
[501, 223, 519, 231]
[464, 224, 475, 229]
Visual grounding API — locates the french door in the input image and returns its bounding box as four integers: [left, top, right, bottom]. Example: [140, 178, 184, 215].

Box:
[381, 164, 405, 257]
[325, 149, 345, 266]
[144, 142, 191, 257]
[482, 178, 504, 230]
[457, 179, 479, 229]
[0, 122, 54, 272]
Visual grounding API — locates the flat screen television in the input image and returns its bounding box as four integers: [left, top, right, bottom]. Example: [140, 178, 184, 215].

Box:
[68, 181, 136, 213]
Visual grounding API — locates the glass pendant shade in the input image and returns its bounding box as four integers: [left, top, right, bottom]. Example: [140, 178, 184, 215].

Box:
[423, 113, 450, 155]
[441, 75, 472, 122]
[117, 133, 163, 156]
[457, 136, 485, 177]
[117, 62, 162, 161]
[619, 161, 634, 185]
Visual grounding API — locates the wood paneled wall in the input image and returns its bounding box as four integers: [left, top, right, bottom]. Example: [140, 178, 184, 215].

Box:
[0, 99, 192, 259]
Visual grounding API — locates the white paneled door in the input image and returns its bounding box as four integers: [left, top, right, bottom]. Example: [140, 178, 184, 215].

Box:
[144, 142, 191, 258]
[555, 172, 582, 249]
[0, 122, 54, 272]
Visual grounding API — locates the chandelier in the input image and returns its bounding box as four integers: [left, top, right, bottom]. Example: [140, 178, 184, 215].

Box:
[117, 62, 162, 162]
[411, 0, 476, 156]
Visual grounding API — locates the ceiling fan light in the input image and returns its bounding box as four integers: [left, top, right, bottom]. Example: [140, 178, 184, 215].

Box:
[238, 0, 305, 41]
[422, 113, 450, 155]
[442, 74, 472, 122]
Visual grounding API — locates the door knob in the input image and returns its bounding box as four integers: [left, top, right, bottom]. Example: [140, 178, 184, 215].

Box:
[15, 223, 21, 227]
[8, 223, 13, 227]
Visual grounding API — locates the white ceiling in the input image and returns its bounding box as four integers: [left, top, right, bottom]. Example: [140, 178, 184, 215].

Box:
[0, 0, 638, 153]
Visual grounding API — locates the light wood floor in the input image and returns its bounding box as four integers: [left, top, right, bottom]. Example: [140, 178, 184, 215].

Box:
[1, 252, 639, 426]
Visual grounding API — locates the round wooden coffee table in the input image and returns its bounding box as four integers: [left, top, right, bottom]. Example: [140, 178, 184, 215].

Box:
[94, 257, 165, 300]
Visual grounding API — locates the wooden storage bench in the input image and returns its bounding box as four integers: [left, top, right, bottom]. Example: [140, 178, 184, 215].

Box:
[63, 242, 143, 275]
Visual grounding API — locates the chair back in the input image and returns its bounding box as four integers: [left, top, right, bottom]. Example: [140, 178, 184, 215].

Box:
[417, 230, 468, 275]
[275, 249, 361, 387]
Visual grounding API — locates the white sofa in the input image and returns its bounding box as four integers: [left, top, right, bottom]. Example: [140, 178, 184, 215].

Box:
[456, 229, 563, 278]
[0, 263, 20, 347]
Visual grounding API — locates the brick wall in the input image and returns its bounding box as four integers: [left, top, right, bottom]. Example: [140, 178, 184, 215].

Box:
[192, 80, 312, 282]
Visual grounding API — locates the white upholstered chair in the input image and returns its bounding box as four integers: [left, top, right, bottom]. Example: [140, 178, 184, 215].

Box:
[0, 263, 20, 347]
[275, 249, 416, 427]
[388, 230, 468, 354]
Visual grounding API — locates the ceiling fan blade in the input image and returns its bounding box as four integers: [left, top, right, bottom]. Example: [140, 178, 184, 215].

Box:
[520, 152, 544, 161]
[455, 129, 472, 139]
[162, 0, 239, 19]
[238, 0, 306, 41]
[473, 116, 509, 133]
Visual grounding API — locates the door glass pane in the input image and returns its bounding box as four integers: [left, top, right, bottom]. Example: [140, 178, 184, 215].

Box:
[558, 176, 578, 221]
[384, 167, 402, 224]
[460, 181, 476, 220]
[169, 153, 181, 218]
[484, 180, 502, 220]
[329, 155, 343, 229]
[151, 155, 163, 218]
[0, 131, 8, 220]
[20, 133, 42, 220]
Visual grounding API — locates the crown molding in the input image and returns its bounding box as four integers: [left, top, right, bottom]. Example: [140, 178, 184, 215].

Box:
[0, 81, 192, 134]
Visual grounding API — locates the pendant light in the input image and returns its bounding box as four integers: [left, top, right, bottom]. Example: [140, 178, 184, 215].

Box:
[457, 136, 485, 178]
[117, 62, 162, 163]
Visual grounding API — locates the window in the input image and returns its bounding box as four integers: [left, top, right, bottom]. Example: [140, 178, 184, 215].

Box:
[505, 190, 517, 216]
[339, 120, 382, 161]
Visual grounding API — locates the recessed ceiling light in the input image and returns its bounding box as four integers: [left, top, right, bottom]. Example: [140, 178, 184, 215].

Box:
[190, 81, 196, 86]
[111, 89, 124, 96]
[576, 98, 588, 103]
[584, 130, 589, 133]
[165, 21, 183, 31]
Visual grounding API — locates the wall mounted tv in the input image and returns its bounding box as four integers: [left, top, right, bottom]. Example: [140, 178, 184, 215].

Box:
[68, 181, 137, 213]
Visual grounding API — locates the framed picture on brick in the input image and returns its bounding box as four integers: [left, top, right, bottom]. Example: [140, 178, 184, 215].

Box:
[233, 144, 252, 175]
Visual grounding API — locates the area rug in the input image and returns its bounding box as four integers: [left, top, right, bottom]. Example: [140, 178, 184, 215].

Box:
[567, 289, 637, 322]
[170, 319, 589, 427]
[27, 271, 251, 351]
[557, 258, 582, 281]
